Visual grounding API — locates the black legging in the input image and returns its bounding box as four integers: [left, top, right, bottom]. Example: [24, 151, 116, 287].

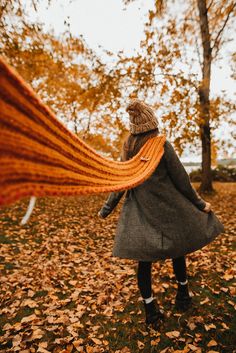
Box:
[137, 256, 187, 299]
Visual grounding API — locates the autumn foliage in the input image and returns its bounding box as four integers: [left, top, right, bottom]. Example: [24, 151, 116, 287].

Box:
[1, 0, 235, 170]
[0, 183, 235, 352]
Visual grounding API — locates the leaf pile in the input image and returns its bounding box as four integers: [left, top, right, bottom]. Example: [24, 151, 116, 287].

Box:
[0, 182, 235, 352]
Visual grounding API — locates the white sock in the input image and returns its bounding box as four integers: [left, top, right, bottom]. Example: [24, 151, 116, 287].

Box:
[178, 280, 188, 285]
[143, 296, 154, 304]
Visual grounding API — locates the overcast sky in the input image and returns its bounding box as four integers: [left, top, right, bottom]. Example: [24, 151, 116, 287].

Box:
[25, 0, 235, 161]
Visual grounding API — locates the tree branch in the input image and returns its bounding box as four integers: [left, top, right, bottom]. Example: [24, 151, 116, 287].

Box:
[211, 2, 236, 51]
[195, 35, 202, 69]
[207, 0, 214, 11]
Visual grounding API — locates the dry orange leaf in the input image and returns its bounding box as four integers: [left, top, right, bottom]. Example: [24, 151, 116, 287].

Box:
[22, 299, 38, 308]
[188, 344, 199, 351]
[73, 339, 84, 348]
[207, 340, 218, 347]
[204, 323, 216, 331]
[165, 331, 180, 338]
[151, 338, 160, 346]
[86, 346, 94, 353]
[200, 297, 210, 305]
[27, 328, 44, 341]
[3, 323, 12, 331]
[137, 340, 145, 349]
[223, 274, 234, 281]
[37, 347, 51, 353]
[90, 337, 102, 345]
[21, 314, 38, 323]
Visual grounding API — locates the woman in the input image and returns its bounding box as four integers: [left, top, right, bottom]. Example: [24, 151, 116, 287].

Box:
[98, 99, 225, 330]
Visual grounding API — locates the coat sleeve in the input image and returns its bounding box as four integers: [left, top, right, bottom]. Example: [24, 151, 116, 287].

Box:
[99, 190, 126, 218]
[164, 140, 206, 211]
[98, 153, 126, 218]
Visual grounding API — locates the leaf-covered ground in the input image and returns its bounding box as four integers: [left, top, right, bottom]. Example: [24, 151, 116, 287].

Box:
[0, 182, 235, 353]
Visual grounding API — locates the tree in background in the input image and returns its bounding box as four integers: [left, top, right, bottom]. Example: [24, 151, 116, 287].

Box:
[122, 0, 236, 193]
[1, 1, 235, 169]
[0, 0, 127, 158]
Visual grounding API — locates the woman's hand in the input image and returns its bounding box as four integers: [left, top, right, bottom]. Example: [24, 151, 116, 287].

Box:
[203, 202, 211, 213]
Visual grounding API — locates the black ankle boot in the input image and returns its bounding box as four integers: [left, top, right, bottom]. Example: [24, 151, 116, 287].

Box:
[175, 283, 192, 311]
[143, 298, 164, 329]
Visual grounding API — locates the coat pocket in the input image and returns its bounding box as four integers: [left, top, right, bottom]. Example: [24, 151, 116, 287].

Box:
[143, 229, 175, 259]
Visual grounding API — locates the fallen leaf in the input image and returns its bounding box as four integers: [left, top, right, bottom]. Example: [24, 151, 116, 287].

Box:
[200, 297, 210, 305]
[21, 314, 38, 324]
[37, 348, 51, 353]
[90, 337, 102, 345]
[3, 323, 12, 331]
[137, 340, 145, 349]
[165, 331, 180, 338]
[22, 299, 38, 308]
[207, 340, 217, 347]
[151, 337, 160, 346]
[204, 323, 216, 331]
[188, 344, 199, 351]
[188, 322, 197, 330]
[223, 274, 233, 281]
[221, 323, 229, 329]
[73, 339, 84, 349]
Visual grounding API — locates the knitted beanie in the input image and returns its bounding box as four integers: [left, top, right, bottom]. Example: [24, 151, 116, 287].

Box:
[126, 99, 159, 135]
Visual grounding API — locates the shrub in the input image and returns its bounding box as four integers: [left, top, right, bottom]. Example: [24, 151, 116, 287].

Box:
[189, 165, 236, 182]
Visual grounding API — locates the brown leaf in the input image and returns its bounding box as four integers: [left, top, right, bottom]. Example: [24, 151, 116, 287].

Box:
[222, 274, 233, 281]
[165, 330, 180, 338]
[207, 340, 218, 347]
[200, 297, 210, 305]
[90, 337, 102, 345]
[204, 323, 216, 331]
[137, 340, 145, 349]
[151, 338, 160, 346]
[37, 348, 51, 353]
[73, 339, 84, 349]
[188, 344, 200, 351]
[86, 347, 95, 353]
[21, 314, 38, 324]
[22, 299, 38, 308]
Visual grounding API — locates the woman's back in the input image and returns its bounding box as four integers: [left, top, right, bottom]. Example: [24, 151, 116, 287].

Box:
[98, 98, 225, 329]
[111, 137, 224, 261]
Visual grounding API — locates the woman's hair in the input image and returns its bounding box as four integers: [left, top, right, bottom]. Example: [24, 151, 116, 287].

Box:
[121, 128, 160, 161]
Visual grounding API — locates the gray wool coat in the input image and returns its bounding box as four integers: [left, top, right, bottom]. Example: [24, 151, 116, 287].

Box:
[99, 139, 225, 262]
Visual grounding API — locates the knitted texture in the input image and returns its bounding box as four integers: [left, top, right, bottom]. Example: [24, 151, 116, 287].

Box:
[126, 99, 159, 134]
[0, 56, 166, 206]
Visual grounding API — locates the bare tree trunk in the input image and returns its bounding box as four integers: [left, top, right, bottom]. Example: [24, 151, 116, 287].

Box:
[72, 105, 78, 135]
[197, 0, 214, 193]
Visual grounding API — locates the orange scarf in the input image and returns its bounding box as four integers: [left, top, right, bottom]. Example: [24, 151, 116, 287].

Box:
[0, 56, 166, 207]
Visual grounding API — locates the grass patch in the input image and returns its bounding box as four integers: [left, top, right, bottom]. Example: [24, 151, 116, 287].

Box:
[33, 290, 48, 298]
